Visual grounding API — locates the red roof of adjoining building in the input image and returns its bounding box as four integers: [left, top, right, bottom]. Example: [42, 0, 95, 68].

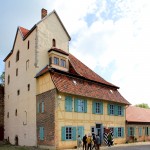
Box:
[126, 106, 150, 123]
[19, 26, 29, 37]
[51, 71, 130, 105]
[69, 54, 118, 88]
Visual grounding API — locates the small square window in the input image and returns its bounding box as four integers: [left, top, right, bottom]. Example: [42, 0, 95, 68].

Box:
[60, 59, 66, 67]
[54, 57, 59, 65]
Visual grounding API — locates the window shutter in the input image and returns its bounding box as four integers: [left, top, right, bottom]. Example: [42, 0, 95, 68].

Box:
[65, 96, 73, 112]
[61, 127, 66, 141]
[100, 102, 103, 114]
[41, 101, 44, 113]
[74, 99, 78, 112]
[92, 101, 96, 114]
[133, 127, 135, 136]
[39, 127, 44, 140]
[139, 127, 142, 136]
[114, 105, 118, 116]
[107, 104, 110, 115]
[77, 126, 84, 139]
[72, 127, 76, 141]
[114, 127, 118, 138]
[121, 127, 124, 137]
[84, 100, 87, 113]
[148, 127, 150, 136]
[121, 106, 124, 116]
[128, 127, 130, 136]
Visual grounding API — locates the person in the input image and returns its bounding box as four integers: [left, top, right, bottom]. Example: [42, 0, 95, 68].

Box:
[107, 132, 112, 147]
[83, 134, 87, 150]
[87, 134, 92, 150]
[77, 135, 82, 150]
[96, 135, 101, 150]
[91, 133, 96, 150]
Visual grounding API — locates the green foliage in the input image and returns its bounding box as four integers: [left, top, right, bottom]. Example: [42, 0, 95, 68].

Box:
[135, 103, 150, 109]
[0, 71, 5, 86]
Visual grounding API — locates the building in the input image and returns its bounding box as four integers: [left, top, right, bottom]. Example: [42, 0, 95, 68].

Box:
[0, 85, 4, 141]
[4, 9, 130, 149]
[126, 106, 150, 142]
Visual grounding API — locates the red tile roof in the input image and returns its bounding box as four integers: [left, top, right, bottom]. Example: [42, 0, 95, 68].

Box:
[51, 71, 130, 105]
[48, 48, 69, 56]
[126, 106, 150, 122]
[19, 26, 29, 37]
[69, 54, 118, 88]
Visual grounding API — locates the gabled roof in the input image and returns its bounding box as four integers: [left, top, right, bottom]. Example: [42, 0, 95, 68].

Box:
[69, 54, 118, 88]
[126, 106, 150, 123]
[4, 10, 70, 62]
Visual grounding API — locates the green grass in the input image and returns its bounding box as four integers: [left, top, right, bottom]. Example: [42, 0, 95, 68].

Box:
[0, 144, 45, 150]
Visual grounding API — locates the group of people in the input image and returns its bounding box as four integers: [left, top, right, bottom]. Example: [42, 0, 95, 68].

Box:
[77, 133, 101, 150]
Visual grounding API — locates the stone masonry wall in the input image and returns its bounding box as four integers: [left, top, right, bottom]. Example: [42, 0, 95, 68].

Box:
[36, 89, 56, 147]
[0, 85, 4, 140]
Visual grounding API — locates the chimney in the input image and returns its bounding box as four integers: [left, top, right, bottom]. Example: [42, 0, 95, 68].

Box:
[41, 8, 47, 19]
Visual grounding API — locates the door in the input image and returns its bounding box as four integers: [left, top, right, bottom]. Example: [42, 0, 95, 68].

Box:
[95, 124, 103, 144]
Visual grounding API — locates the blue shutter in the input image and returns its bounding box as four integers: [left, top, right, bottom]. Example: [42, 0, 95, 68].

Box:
[39, 127, 44, 140]
[74, 99, 78, 112]
[128, 127, 130, 136]
[139, 127, 142, 136]
[115, 105, 118, 116]
[148, 128, 150, 136]
[121, 127, 124, 137]
[100, 102, 103, 114]
[133, 127, 135, 136]
[92, 101, 96, 114]
[77, 126, 84, 139]
[84, 100, 87, 113]
[41, 101, 44, 113]
[72, 127, 76, 141]
[114, 127, 118, 138]
[121, 106, 124, 116]
[61, 127, 66, 141]
[65, 96, 73, 112]
[107, 104, 110, 115]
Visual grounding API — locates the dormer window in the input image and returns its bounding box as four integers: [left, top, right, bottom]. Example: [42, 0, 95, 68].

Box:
[16, 50, 20, 62]
[52, 39, 56, 47]
[54, 57, 59, 65]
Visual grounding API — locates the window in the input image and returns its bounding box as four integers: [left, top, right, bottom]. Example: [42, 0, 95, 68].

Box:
[16, 50, 20, 62]
[54, 57, 59, 65]
[38, 101, 44, 113]
[39, 127, 44, 140]
[16, 68, 18, 76]
[108, 104, 114, 115]
[15, 109, 17, 116]
[27, 84, 30, 91]
[74, 99, 87, 113]
[7, 112, 9, 118]
[8, 75, 10, 84]
[27, 40, 30, 49]
[92, 101, 103, 114]
[52, 39, 56, 47]
[118, 106, 122, 115]
[145, 127, 150, 136]
[128, 127, 134, 136]
[17, 90, 20, 96]
[61, 126, 76, 141]
[65, 96, 73, 112]
[138, 127, 142, 136]
[26, 60, 29, 70]
[118, 127, 124, 137]
[8, 61, 10, 68]
[60, 59, 66, 67]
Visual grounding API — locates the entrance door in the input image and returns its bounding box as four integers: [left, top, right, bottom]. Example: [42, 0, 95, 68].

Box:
[95, 124, 103, 144]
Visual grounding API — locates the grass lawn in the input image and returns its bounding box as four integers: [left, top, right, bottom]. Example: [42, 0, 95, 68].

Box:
[0, 144, 47, 150]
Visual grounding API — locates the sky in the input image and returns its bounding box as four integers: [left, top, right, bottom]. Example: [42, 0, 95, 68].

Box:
[1, 0, 150, 106]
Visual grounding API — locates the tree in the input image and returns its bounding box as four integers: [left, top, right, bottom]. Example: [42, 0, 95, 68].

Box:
[0, 72, 5, 86]
[135, 103, 150, 109]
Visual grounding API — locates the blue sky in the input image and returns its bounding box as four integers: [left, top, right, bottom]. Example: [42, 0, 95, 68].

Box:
[1, 0, 150, 106]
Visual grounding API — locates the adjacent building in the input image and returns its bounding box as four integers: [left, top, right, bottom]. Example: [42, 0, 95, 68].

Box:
[0, 85, 4, 141]
[126, 106, 150, 142]
[4, 9, 130, 149]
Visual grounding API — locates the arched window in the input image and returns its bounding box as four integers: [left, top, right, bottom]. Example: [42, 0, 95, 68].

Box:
[16, 50, 20, 62]
[52, 39, 56, 47]
[27, 40, 30, 49]
[8, 75, 10, 84]
[15, 109, 17, 116]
